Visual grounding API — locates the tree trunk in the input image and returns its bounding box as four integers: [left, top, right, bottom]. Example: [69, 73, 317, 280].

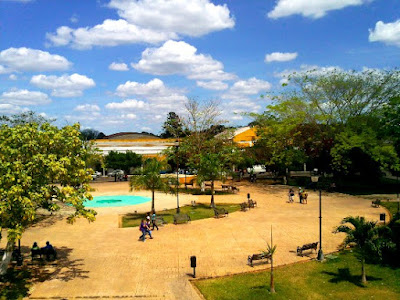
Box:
[210, 181, 215, 208]
[0, 240, 14, 276]
[270, 257, 276, 293]
[361, 258, 367, 284]
[151, 189, 155, 211]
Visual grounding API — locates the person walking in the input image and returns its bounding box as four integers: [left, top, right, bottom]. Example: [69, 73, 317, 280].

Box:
[298, 187, 303, 203]
[145, 216, 153, 239]
[288, 188, 294, 203]
[151, 210, 159, 230]
[139, 219, 147, 242]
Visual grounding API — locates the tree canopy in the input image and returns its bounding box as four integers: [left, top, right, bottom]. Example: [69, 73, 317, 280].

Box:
[251, 69, 400, 176]
[0, 121, 97, 242]
[105, 151, 142, 174]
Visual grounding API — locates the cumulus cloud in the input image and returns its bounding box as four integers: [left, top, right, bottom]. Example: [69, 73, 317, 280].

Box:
[106, 99, 149, 110]
[0, 103, 24, 114]
[108, 0, 234, 37]
[133, 40, 236, 81]
[30, 73, 95, 97]
[0, 47, 71, 72]
[0, 89, 51, 106]
[222, 77, 271, 100]
[115, 78, 188, 105]
[46, 19, 177, 49]
[8, 74, 17, 80]
[196, 80, 228, 91]
[369, 20, 400, 47]
[265, 52, 298, 63]
[74, 104, 100, 112]
[70, 14, 79, 23]
[268, 0, 371, 19]
[109, 62, 129, 71]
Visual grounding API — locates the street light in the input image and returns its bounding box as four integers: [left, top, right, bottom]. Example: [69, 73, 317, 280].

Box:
[311, 173, 324, 261]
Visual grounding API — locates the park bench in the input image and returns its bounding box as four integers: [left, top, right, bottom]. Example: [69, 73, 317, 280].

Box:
[155, 216, 167, 226]
[371, 199, 381, 208]
[240, 202, 248, 211]
[221, 184, 240, 193]
[204, 183, 212, 189]
[173, 213, 191, 225]
[248, 199, 257, 208]
[31, 249, 42, 260]
[31, 247, 57, 261]
[185, 179, 195, 189]
[213, 207, 229, 218]
[297, 242, 318, 256]
[247, 252, 272, 267]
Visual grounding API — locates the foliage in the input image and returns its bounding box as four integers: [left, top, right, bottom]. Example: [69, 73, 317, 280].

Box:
[335, 216, 380, 283]
[0, 111, 54, 127]
[105, 151, 142, 174]
[0, 121, 96, 242]
[160, 112, 185, 138]
[251, 69, 400, 175]
[129, 158, 173, 211]
[121, 203, 240, 228]
[194, 251, 400, 300]
[80, 128, 105, 141]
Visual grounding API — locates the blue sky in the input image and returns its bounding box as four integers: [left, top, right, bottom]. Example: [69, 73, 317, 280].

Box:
[1, 0, 399, 135]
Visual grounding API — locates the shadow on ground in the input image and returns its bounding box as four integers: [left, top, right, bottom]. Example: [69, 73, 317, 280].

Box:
[322, 268, 382, 287]
[21, 245, 89, 283]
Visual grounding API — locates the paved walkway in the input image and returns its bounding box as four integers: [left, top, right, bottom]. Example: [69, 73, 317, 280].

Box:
[12, 182, 385, 299]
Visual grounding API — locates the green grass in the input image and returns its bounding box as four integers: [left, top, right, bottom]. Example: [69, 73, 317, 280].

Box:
[381, 201, 400, 218]
[121, 203, 241, 228]
[194, 251, 400, 300]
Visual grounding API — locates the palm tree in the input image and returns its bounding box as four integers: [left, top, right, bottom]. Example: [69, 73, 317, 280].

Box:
[263, 226, 277, 293]
[335, 216, 378, 284]
[130, 158, 172, 211]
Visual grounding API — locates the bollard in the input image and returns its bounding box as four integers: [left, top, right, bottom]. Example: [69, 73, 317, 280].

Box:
[190, 256, 197, 278]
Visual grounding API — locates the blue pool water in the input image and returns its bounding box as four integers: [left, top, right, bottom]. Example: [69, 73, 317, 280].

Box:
[84, 195, 151, 208]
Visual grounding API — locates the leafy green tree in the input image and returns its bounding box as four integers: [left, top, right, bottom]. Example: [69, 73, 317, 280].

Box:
[160, 112, 185, 138]
[0, 111, 55, 126]
[130, 158, 172, 211]
[0, 120, 97, 273]
[335, 216, 380, 284]
[80, 128, 104, 141]
[105, 151, 142, 174]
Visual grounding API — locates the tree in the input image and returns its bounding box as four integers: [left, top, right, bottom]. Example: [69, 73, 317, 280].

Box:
[80, 128, 104, 141]
[0, 111, 55, 127]
[263, 226, 277, 293]
[160, 112, 185, 138]
[0, 120, 97, 273]
[335, 216, 380, 284]
[129, 158, 172, 211]
[105, 151, 142, 174]
[252, 69, 400, 175]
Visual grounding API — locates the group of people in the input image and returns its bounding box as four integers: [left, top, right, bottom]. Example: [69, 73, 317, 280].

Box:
[139, 211, 159, 242]
[288, 187, 308, 204]
[31, 241, 56, 259]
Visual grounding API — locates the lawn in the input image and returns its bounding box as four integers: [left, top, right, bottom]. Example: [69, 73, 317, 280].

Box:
[194, 251, 400, 300]
[381, 201, 400, 218]
[121, 203, 241, 228]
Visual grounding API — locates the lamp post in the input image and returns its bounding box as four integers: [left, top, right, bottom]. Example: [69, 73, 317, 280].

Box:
[311, 174, 324, 261]
[175, 139, 180, 214]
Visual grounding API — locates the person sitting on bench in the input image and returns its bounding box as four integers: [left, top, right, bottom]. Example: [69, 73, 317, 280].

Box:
[41, 241, 56, 260]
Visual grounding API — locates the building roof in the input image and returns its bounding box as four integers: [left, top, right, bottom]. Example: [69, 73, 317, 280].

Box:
[105, 132, 160, 140]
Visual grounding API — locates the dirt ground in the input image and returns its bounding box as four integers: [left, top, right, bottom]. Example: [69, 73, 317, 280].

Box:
[5, 181, 387, 299]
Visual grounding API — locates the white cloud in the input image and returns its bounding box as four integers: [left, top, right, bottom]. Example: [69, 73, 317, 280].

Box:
[106, 99, 149, 110]
[70, 14, 79, 23]
[133, 40, 236, 81]
[30, 73, 95, 97]
[109, 62, 129, 71]
[121, 113, 137, 120]
[268, 0, 371, 19]
[0, 47, 71, 72]
[265, 52, 298, 63]
[46, 19, 178, 49]
[108, 0, 234, 37]
[0, 89, 51, 106]
[196, 80, 228, 91]
[8, 74, 17, 80]
[74, 104, 100, 112]
[369, 20, 400, 47]
[222, 77, 271, 100]
[0, 104, 24, 114]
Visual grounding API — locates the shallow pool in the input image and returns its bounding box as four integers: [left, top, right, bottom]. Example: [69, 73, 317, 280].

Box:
[84, 195, 151, 208]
